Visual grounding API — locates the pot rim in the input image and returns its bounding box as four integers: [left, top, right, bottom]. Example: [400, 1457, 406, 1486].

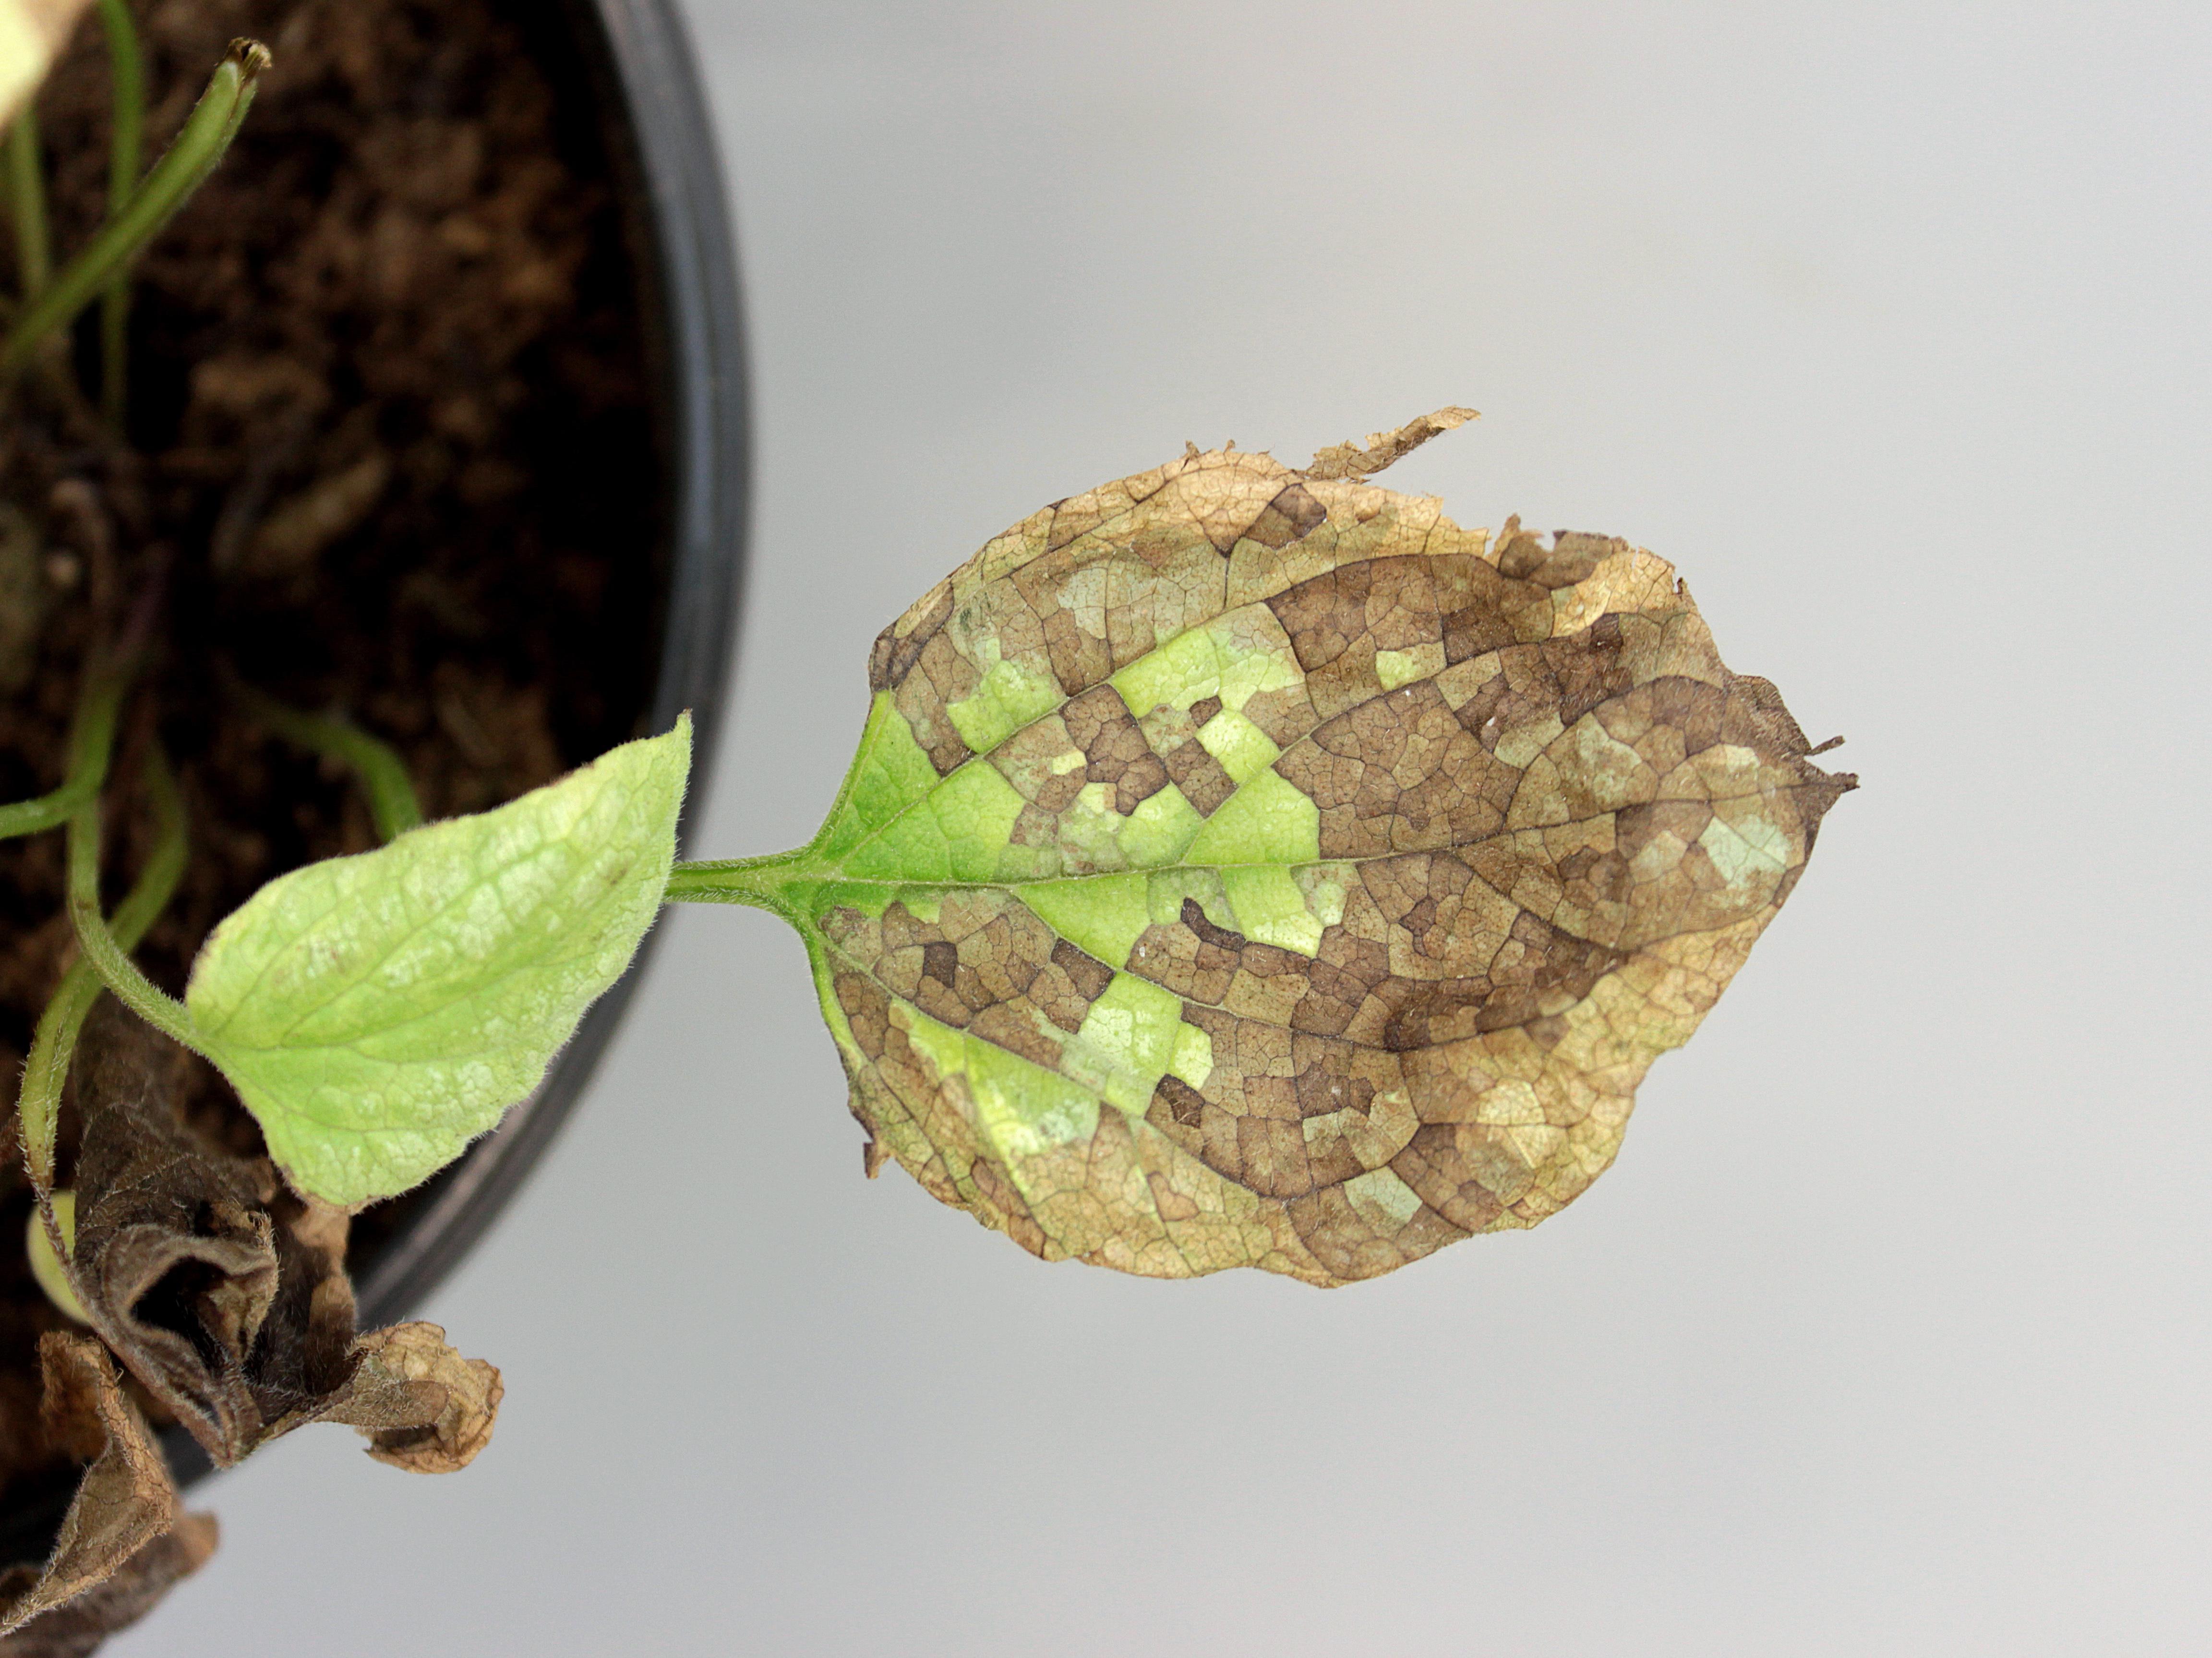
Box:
[149, 0, 747, 1495]
[346, 0, 750, 1333]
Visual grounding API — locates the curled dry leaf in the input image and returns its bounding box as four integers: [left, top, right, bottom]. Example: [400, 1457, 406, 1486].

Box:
[0, 1333, 216, 1656]
[330, 1323, 502, 1475]
[60, 1015, 501, 1469]
[69, 1017, 282, 1460]
[708, 411, 1852, 1284]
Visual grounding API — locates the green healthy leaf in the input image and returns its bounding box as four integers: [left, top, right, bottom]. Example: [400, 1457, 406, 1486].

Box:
[186, 717, 690, 1208]
[675, 415, 1852, 1285]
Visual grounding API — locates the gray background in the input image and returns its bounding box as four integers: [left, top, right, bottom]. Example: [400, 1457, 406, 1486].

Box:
[115, 1, 2210, 1653]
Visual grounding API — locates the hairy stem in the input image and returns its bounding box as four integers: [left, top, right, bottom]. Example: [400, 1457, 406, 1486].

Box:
[96, 0, 146, 426]
[1, 38, 269, 378]
[4, 105, 49, 301]
[237, 689, 425, 841]
[65, 775, 198, 1053]
[0, 660, 128, 839]
[18, 747, 186, 1190]
[664, 853, 813, 916]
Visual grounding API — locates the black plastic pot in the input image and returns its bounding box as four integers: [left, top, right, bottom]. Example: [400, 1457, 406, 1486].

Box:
[347, 0, 749, 1331]
[0, 0, 745, 1562]
[160, 0, 746, 1480]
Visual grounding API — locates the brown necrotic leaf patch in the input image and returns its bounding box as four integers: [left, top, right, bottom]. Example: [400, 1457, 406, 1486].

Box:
[804, 411, 1852, 1284]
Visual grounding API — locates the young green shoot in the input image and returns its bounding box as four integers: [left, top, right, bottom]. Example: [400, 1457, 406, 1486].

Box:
[4, 100, 47, 300]
[0, 652, 126, 839]
[1, 37, 266, 378]
[19, 744, 185, 1192]
[94, 0, 144, 425]
[57, 708, 689, 1207]
[236, 685, 425, 840]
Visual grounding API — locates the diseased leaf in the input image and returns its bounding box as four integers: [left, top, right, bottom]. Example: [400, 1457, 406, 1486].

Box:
[691, 413, 1852, 1284]
[183, 718, 691, 1208]
[66, 1013, 502, 1471]
[0, 1332, 215, 1654]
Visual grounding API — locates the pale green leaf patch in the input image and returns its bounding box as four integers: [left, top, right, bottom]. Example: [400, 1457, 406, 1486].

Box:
[839, 756, 1025, 883]
[946, 653, 1061, 754]
[1108, 605, 1303, 721]
[1184, 770, 1318, 866]
[1019, 873, 1152, 968]
[1067, 972, 1184, 1112]
[898, 1012, 1100, 1164]
[1194, 708, 1281, 784]
[185, 718, 691, 1208]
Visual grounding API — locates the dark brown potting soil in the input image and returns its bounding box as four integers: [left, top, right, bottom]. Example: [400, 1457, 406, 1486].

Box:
[0, 0, 663, 1510]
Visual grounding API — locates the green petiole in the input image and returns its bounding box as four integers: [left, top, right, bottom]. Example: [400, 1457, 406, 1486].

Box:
[1, 38, 269, 378]
[18, 746, 185, 1191]
[0, 660, 129, 840]
[663, 852, 812, 915]
[64, 762, 198, 1057]
[237, 688, 425, 841]
[4, 103, 49, 302]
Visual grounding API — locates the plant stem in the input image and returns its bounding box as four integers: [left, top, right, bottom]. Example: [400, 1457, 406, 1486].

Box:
[237, 688, 425, 841]
[59, 669, 200, 1050]
[664, 852, 812, 914]
[18, 747, 185, 1190]
[4, 105, 50, 302]
[96, 0, 146, 427]
[65, 783, 197, 1051]
[0, 660, 128, 839]
[1, 38, 269, 379]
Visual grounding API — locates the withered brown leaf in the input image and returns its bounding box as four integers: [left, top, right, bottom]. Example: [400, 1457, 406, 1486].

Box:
[69, 1017, 281, 1460]
[326, 1323, 503, 1475]
[60, 1013, 500, 1470]
[0, 1333, 215, 1655]
[0, 1517, 217, 1658]
[685, 411, 1853, 1284]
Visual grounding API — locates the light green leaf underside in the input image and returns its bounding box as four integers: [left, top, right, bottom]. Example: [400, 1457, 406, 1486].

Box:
[186, 718, 692, 1207]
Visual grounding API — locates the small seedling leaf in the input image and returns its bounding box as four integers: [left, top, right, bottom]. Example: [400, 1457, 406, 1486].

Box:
[185, 717, 690, 1207]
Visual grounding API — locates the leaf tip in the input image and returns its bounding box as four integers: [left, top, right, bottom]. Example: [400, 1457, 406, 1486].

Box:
[1303, 407, 1479, 481]
[228, 37, 274, 79]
